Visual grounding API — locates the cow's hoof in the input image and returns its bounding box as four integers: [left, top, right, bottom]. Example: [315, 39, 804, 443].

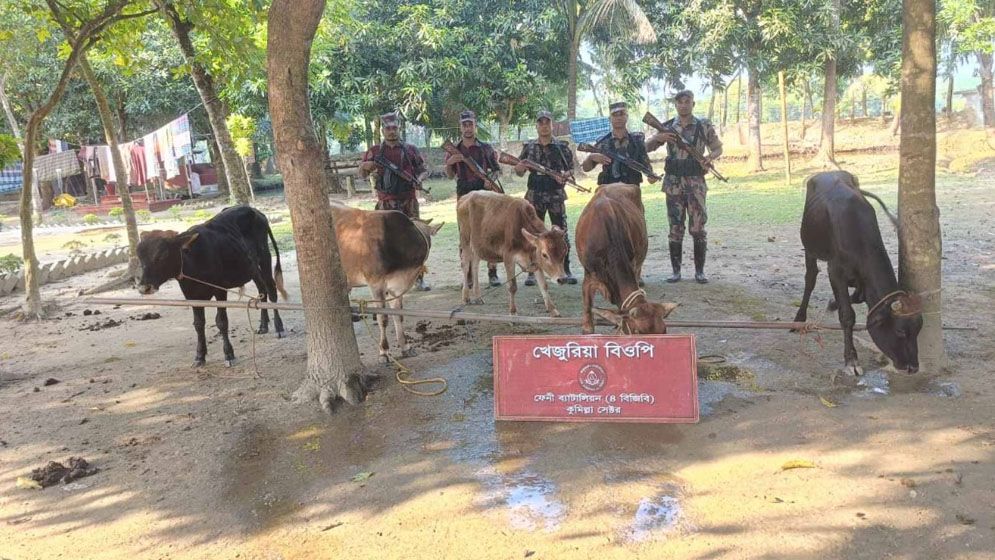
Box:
[351, 313, 361, 323]
[193, 359, 206, 368]
[257, 326, 269, 335]
[401, 348, 417, 358]
[379, 354, 391, 365]
[843, 364, 863, 376]
[224, 358, 235, 368]
[827, 299, 839, 312]
[276, 330, 287, 339]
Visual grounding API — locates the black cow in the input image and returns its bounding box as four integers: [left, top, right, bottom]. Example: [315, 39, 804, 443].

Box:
[794, 171, 923, 375]
[136, 205, 288, 367]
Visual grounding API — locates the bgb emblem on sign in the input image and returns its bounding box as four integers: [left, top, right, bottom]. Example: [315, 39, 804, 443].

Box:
[493, 334, 699, 423]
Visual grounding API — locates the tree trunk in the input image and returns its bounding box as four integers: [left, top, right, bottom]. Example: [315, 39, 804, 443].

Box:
[567, 17, 580, 121]
[157, 1, 252, 204]
[268, 0, 368, 412]
[707, 86, 716, 122]
[721, 82, 729, 130]
[800, 79, 812, 140]
[735, 73, 742, 123]
[881, 94, 890, 124]
[890, 95, 902, 135]
[250, 141, 263, 178]
[815, 57, 839, 166]
[209, 137, 230, 196]
[587, 73, 603, 116]
[779, 71, 791, 185]
[978, 51, 994, 127]
[898, 0, 946, 372]
[0, 72, 24, 155]
[363, 116, 373, 148]
[945, 73, 954, 120]
[861, 85, 868, 118]
[747, 68, 764, 171]
[850, 91, 856, 123]
[424, 127, 432, 148]
[78, 57, 140, 277]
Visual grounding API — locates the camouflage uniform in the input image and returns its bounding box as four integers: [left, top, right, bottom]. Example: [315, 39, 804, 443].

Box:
[659, 114, 722, 283]
[362, 141, 426, 219]
[593, 131, 654, 185]
[519, 139, 575, 276]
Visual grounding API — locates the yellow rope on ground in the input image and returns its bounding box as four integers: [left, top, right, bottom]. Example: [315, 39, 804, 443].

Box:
[354, 298, 448, 397]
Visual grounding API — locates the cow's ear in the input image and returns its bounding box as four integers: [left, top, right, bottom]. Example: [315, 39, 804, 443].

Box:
[430, 222, 444, 235]
[593, 307, 624, 327]
[140, 231, 149, 241]
[421, 218, 433, 225]
[656, 302, 679, 318]
[180, 232, 199, 251]
[521, 228, 538, 247]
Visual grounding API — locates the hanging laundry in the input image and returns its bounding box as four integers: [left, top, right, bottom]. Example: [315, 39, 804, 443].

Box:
[34, 150, 81, 182]
[143, 133, 159, 179]
[160, 123, 180, 179]
[130, 141, 148, 186]
[172, 114, 192, 158]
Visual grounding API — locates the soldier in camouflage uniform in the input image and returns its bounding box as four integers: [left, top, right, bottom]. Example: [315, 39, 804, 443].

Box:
[360, 111, 432, 290]
[580, 101, 657, 186]
[646, 90, 722, 284]
[514, 110, 576, 285]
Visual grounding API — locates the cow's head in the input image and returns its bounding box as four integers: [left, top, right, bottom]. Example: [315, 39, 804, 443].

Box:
[867, 293, 923, 373]
[136, 229, 197, 294]
[595, 302, 679, 334]
[521, 226, 568, 283]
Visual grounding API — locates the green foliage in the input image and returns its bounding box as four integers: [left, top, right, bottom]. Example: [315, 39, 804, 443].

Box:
[82, 213, 100, 225]
[136, 209, 153, 223]
[108, 206, 124, 219]
[168, 205, 182, 221]
[62, 239, 85, 253]
[191, 209, 212, 222]
[226, 113, 256, 157]
[0, 253, 23, 273]
[0, 134, 19, 168]
[941, 0, 995, 55]
[103, 232, 121, 243]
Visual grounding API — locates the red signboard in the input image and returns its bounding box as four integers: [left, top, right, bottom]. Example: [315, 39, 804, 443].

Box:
[493, 334, 699, 423]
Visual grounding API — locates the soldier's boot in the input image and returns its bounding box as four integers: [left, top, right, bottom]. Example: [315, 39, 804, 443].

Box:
[559, 252, 578, 285]
[666, 241, 682, 283]
[415, 273, 431, 291]
[693, 238, 708, 284]
[488, 266, 501, 287]
[524, 273, 537, 287]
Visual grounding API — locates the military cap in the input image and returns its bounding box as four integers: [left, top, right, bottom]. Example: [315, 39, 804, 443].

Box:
[673, 90, 694, 102]
[609, 101, 628, 114]
[380, 112, 400, 127]
[536, 110, 553, 121]
[459, 110, 477, 123]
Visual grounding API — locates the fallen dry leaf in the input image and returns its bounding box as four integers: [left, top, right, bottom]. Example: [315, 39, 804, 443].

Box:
[16, 477, 42, 490]
[781, 460, 817, 471]
[900, 478, 916, 488]
[819, 395, 838, 408]
[351, 471, 375, 482]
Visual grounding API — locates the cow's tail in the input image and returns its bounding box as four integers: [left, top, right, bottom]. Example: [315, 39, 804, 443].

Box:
[859, 189, 899, 230]
[267, 226, 290, 301]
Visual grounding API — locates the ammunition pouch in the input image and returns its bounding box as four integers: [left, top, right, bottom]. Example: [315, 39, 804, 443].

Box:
[664, 157, 704, 178]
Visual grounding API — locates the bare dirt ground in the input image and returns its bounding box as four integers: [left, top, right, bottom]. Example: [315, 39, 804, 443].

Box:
[1, 149, 994, 559]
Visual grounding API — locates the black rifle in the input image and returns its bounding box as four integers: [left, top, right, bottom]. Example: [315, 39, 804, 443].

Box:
[372, 152, 430, 193]
[643, 111, 727, 182]
[577, 142, 662, 182]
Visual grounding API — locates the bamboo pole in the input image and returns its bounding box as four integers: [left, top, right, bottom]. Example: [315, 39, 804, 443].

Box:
[85, 296, 856, 331]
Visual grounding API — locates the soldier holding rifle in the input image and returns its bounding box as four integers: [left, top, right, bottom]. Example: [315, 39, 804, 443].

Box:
[512, 110, 577, 285]
[579, 101, 657, 186]
[359, 111, 433, 290]
[645, 90, 723, 284]
[445, 109, 503, 287]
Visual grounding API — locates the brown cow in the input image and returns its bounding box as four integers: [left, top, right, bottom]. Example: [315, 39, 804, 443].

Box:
[457, 191, 568, 316]
[575, 184, 678, 333]
[330, 201, 443, 362]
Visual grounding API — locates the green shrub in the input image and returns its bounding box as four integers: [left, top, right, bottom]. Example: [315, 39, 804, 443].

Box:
[108, 207, 125, 219]
[136, 209, 153, 223]
[83, 213, 100, 225]
[168, 206, 182, 221]
[0, 253, 22, 274]
[62, 239, 85, 253]
[103, 233, 121, 243]
[191, 209, 212, 222]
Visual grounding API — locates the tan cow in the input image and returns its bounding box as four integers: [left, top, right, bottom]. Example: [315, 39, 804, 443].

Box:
[575, 184, 678, 333]
[330, 201, 443, 362]
[457, 190, 568, 316]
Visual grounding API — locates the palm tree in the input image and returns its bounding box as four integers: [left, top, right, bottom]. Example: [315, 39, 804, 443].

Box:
[556, 0, 656, 120]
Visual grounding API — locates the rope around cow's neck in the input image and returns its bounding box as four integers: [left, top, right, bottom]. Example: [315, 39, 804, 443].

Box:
[615, 288, 647, 335]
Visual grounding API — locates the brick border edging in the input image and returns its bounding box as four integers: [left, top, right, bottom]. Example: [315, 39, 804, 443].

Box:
[0, 247, 129, 296]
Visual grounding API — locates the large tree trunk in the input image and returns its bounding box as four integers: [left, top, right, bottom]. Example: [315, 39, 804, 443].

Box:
[78, 57, 140, 277]
[208, 136, 230, 196]
[746, 67, 764, 172]
[898, 0, 946, 372]
[0, 72, 24, 155]
[735, 73, 742, 123]
[861, 84, 868, 118]
[779, 71, 791, 185]
[707, 86, 716, 122]
[587, 73, 603, 116]
[979, 51, 995, 127]
[721, 82, 729, 131]
[890, 95, 902, 135]
[268, 0, 368, 412]
[157, 1, 252, 204]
